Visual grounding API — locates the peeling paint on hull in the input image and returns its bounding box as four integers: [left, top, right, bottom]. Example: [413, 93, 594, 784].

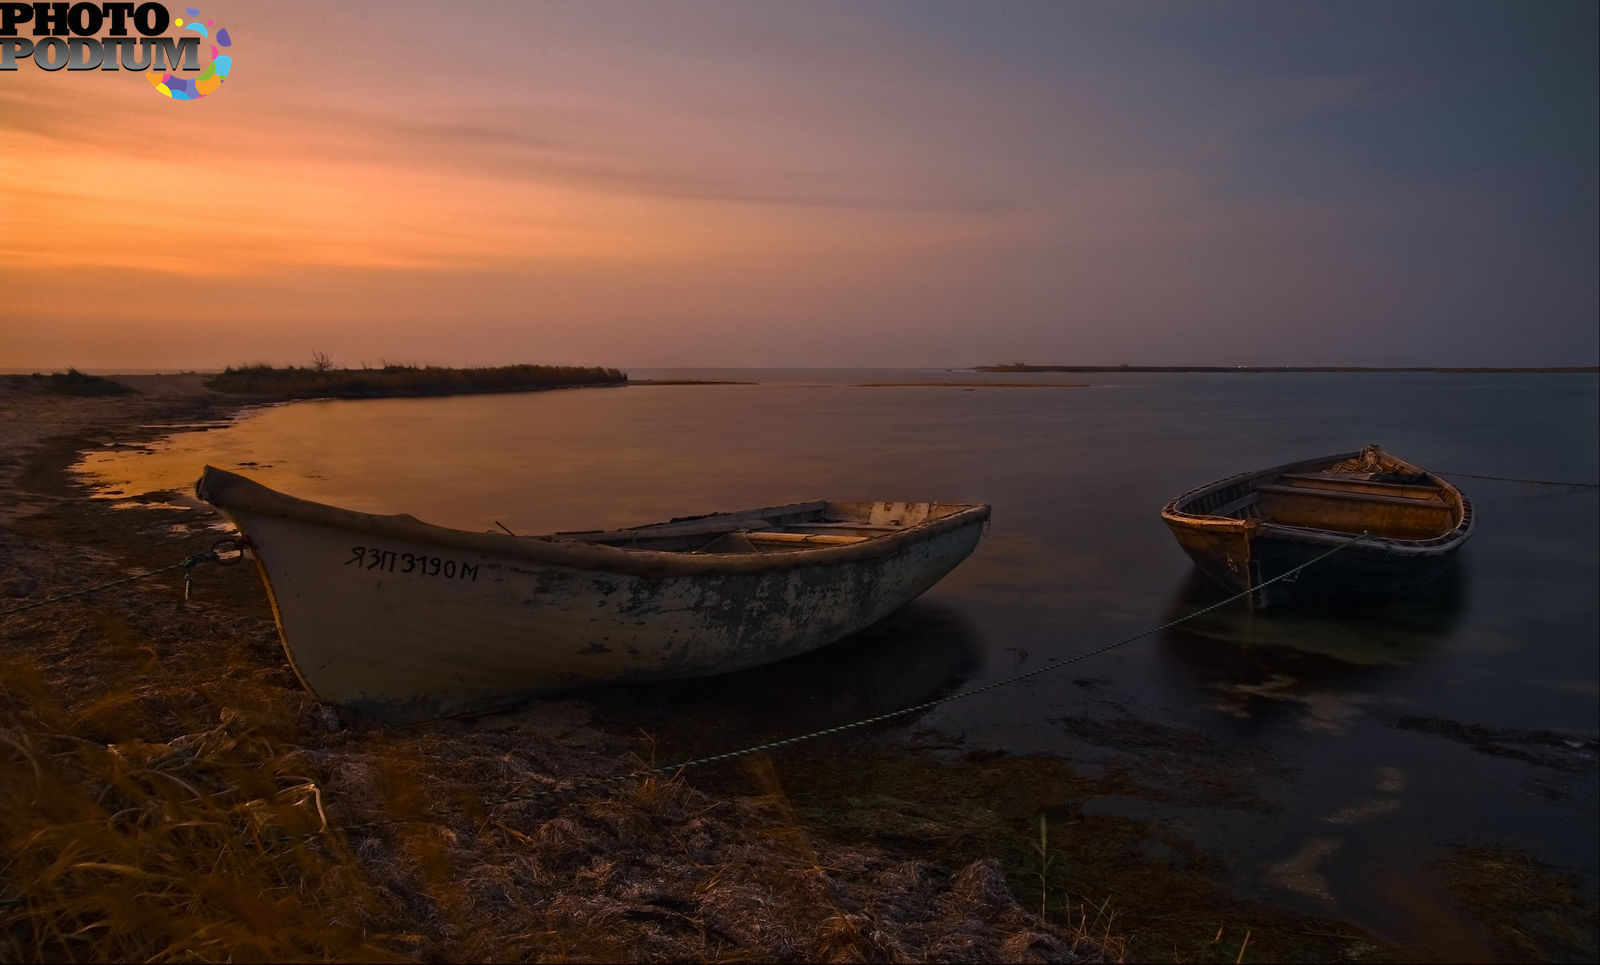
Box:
[198, 467, 989, 720]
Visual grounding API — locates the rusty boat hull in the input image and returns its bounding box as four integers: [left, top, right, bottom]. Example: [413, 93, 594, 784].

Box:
[1160, 446, 1473, 610]
[197, 466, 989, 720]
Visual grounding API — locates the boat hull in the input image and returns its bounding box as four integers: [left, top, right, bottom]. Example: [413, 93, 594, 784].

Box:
[1161, 447, 1473, 610]
[199, 469, 988, 720]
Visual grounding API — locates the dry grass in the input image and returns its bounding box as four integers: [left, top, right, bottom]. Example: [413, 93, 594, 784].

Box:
[1, 372, 1105, 962]
[1, 567, 1107, 963]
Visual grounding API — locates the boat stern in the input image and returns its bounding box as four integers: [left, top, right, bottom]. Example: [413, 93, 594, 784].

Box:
[1161, 503, 1260, 599]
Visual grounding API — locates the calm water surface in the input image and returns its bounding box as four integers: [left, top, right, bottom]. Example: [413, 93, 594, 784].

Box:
[79, 370, 1599, 945]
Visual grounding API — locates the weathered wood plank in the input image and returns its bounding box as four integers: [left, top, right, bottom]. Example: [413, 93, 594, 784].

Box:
[744, 532, 870, 546]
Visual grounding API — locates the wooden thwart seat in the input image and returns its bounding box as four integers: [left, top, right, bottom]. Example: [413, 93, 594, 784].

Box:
[1256, 482, 1453, 538]
[1276, 473, 1443, 501]
[744, 531, 869, 546]
[1255, 483, 1444, 508]
[795, 521, 913, 531]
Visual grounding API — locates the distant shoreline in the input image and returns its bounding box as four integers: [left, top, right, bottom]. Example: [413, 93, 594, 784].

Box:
[976, 364, 1599, 374]
[629, 379, 758, 386]
[852, 381, 1089, 388]
[204, 363, 626, 399]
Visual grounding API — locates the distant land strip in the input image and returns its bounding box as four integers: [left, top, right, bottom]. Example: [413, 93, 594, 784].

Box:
[206, 363, 627, 398]
[852, 382, 1089, 388]
[975, 364, 1599, 374]
[630, 379, 758, 386]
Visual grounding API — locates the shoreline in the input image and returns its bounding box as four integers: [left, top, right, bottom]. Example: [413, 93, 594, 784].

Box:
[975, 364, 1600, 374]
[3, 374, 1592, 961]
[0, 373, 1111, 961]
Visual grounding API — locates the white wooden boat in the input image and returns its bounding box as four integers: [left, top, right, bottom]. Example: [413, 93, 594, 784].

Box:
[1161, 445, 1473, 609]
[197, 466, 990, 721]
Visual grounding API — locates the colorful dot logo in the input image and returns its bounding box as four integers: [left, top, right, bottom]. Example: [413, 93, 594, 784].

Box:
[147, 8, 232, 100]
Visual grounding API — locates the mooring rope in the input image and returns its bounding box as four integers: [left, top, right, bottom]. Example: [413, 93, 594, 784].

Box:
[3, 528, 1369, 830]
[0, 538, 246, 618]
[0, 556, 211, 617]
[1436, 470, 1598, 488]
[467, 530, 1380, 812]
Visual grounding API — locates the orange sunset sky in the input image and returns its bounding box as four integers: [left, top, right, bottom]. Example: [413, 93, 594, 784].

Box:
[2, 0, 1596, 371]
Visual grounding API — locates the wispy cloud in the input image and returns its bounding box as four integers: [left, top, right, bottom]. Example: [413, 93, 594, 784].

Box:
[2, 0, 1593, 368]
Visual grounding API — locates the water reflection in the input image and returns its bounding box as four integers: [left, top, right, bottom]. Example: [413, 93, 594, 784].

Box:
[1159, 562, 1468, 667]
[1154, 564, 1469, 731]
[70, 372, 1597, 957]
[579, 602, 985, 753]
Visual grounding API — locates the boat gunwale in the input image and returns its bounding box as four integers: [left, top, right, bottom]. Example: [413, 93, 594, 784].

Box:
[1159, 448, 1474, 552]
[197, 466, 991, 579]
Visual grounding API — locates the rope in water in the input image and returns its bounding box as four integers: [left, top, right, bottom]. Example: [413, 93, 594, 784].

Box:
[2, 468, 1572, 836]
[467, 530, 1381, 812]
[0, 528, 1372, 828]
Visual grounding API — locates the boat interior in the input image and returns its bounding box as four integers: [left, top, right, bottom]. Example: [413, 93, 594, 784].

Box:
[546, 501, 977, 554]
[1191, 471, 1458, 539]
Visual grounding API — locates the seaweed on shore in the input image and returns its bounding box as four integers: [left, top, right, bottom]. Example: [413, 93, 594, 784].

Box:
[0, 611, 1101, 962]
[1395, 716, 1600, 771]
[1437, 846, 1600, 963]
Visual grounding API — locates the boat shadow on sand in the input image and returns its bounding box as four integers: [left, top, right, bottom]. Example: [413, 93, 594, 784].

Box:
[574, 602, 985, 756]
[1152, 562, 1470, 727]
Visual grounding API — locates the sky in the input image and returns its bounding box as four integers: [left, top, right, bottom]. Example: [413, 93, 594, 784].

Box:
[1, 0, 1595, 371]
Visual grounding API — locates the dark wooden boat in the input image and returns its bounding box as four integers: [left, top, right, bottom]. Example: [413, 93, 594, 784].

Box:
[1160, 445, 1473, 609]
